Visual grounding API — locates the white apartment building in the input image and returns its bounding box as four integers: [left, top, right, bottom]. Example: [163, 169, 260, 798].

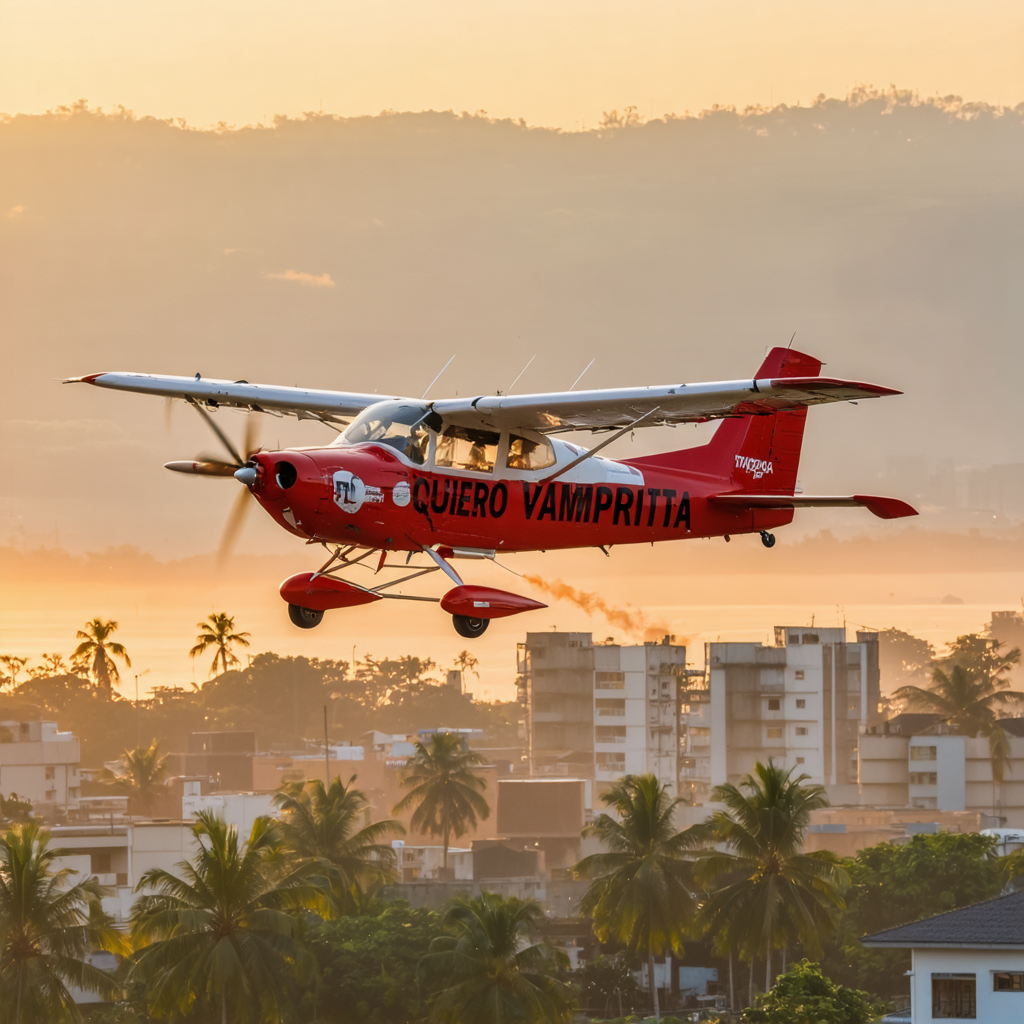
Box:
[0, 719, 81, 815]
[519, 632, 687, 795]
[680, 627, 881, 802]
[858, 723, 1024, 826]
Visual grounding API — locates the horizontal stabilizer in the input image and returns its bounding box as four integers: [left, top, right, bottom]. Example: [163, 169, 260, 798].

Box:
[710, 493, 918, 520]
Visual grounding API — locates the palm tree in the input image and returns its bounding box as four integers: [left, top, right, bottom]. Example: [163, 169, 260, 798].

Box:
[99, 740, 169, 817]
[272, 775, 404, 913]
[393, 732, 490, 872]
[0, 656, 28, 690]
[694, 761, 847, 1004]
[0, 820, 126, 1024]
[424, 892, 574, 1024]
[71, 619, 130, 694]
[189, 612, 251, 678]
[130, 811, 331, 1024]
[893, 662, 1024, 736]
[573, 774, 707, 1020]
[29, 654, 67, 680]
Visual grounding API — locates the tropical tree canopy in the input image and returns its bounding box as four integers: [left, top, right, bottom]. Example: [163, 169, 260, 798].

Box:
[129, 810, 331, 1024]
[742, 960, 878, 1024]
[893, 661, 1024, 736]
[0, 820, 126, 1024]
[189, 612, 251, 678]
[71, 618, 131, 694]
[393, 731, 489, 869]
[574, 773, 706, 1020]
[99, 739, 169, 817]
[424, 892, 574, 1024]
[273, 775, 403, 913]
[695, 761, 847, 970]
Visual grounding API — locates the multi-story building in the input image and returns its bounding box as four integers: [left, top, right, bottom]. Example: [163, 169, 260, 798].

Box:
[0, 719, 81, 815]
[680, 626, 881, 802]
[858, 720, 1024, 826]
[518, 632, 687, 795]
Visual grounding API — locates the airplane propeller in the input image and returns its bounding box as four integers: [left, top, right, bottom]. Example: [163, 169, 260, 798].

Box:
[164, 403, 262, 561]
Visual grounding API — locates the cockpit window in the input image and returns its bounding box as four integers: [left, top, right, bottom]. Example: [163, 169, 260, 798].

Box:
[506, 433, 556, 471]
[337, 402, 431, 465]
[435, 425, 501, 474]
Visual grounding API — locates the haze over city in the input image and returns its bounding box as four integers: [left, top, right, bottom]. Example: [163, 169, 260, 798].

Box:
[2, 0, 1022, 700]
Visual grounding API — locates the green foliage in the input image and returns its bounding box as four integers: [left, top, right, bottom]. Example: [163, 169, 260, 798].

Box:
[300, 901, 446, 1022]
[99, 739, 169, 816]
[742, 960, 878, 1024]
[71, 618, 131, 693]
[273, 775, 404, 913]
[394, 732, 490, 868]
[0, 820, 127, 1024]
[575, 774, 705, 1019]
[576, 954, 640, 1016]
[820, 831, 1001, 998]
[424, 892, 575, 1024]
[695, 762, 847, 965]
[0, 652, 519, 764]
[876, 628, 934, 688]
[0, 793, 33, 824]
[189, 611, 251, 678]
[129, 810, 332, 1023]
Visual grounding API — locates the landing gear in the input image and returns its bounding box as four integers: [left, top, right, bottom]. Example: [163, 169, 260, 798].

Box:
[453, 614, 489, 639]
[760, 531, 776, 549]
[288, 604, 325, 629]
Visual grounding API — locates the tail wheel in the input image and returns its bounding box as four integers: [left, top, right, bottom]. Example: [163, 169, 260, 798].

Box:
[288, 604, 325, 629]
[760, 531, 777, 549]
[453, 614, 489, 639]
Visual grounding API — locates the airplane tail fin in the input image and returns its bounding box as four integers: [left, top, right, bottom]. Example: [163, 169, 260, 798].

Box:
[628, 346, 821, 493]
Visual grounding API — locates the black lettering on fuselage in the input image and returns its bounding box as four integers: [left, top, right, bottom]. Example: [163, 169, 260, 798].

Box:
[613, 486, 634, 526]
[673, 490, 691, 530]
[661, 488, 677, 528]
[538, 484, 557, 520]
[646, 488, 660, 527]
[559, 484, 593, 523]
[488, 482, 508, 518]
[593, 486, 614, 523]
[472, 482, 488, 517]
[523, 483, 544, 519]
[412, 477, 430, 513]
[455, 480, 472, 516]
[431, 478, 451, 513]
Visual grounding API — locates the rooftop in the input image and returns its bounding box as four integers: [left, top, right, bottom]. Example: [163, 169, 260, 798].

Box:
[862, 890, 1024, 948]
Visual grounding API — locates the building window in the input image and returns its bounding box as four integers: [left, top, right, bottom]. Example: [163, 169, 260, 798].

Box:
[595, 672, 625, 689]
[993, 972, 1023, 991]
[595, 726, 626, 743]
[795, 727, 808, 736]
[796, 698, 806, 708]
[911, 746, 937, 761]
[795, 756, 805, 764]
[595, 699, 626, 717]
[596, 752, 626, 769]
[910, 772, 938, 785]
[794, 670, 805, 681]
[45, 767, 55, 780]
[767, 699, 781, 711]
[932, 974, 976, 1018]
[766, 727, 783, 739]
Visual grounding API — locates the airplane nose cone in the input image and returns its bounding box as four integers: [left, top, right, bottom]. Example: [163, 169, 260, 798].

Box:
[234, 466, 258, 486]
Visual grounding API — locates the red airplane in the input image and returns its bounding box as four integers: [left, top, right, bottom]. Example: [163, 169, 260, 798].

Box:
[67, 346, 915, 638]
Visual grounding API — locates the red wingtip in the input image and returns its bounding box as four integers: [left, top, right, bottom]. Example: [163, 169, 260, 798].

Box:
[63, 372, 109, 384]
[853, 495, 919, 519]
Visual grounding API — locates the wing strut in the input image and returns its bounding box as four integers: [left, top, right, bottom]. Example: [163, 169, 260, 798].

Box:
[541, 406, 661, 483]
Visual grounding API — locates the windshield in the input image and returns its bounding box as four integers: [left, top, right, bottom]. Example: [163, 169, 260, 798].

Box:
[336, 401, 431, 465]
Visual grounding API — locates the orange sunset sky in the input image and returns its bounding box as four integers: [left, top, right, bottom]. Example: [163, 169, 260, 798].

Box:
[1, 1, 1022, 701]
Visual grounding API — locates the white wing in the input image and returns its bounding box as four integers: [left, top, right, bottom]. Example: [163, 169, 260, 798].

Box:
[430, 375, 901, 433]
[64, 372, 404, 424]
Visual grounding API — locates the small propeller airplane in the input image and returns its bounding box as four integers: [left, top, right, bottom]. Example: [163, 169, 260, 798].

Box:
[66, 345, 915, 638]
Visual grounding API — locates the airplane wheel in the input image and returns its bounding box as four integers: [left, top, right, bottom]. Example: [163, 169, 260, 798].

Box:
[288, 604, 324, 629]
[453, 614, 489, 639]
[760, 531, 776, 549]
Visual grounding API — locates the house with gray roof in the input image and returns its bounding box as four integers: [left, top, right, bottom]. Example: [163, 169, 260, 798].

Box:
[863, 890, 1023, 1022]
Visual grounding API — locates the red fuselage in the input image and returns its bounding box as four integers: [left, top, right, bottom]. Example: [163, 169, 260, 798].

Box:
[246, 443, 792, 554]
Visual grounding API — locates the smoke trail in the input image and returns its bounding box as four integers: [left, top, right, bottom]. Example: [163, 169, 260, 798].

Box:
[523, 574, 681, 643]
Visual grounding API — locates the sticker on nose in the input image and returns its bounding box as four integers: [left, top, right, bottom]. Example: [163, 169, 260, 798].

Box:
[392, 481, 411, 507]
[332, 471, 366, 513]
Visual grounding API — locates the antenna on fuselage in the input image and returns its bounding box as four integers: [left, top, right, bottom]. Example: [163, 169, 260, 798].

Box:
[787, 332, 796, 349]
[569, 358, 595, 391]
[420, 353, 456, 400]
[504, 354, 536, 395]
